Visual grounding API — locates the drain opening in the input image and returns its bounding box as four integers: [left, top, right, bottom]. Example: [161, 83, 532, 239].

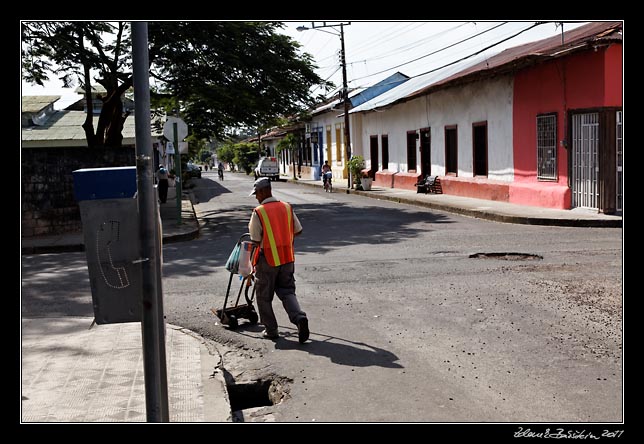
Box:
[227, 380, 274, 412]
[469, 252, 543, 261]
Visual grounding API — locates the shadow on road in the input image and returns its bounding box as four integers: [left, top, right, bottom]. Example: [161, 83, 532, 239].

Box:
[275, 329, 403, 369]
[162, 200, 453, 280]
[190, 177, 232, 203]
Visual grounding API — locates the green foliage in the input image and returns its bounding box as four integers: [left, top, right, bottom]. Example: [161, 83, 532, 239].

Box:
[185, 134, 208, 160]
[148, 22, 333, 139]
[232, 142, 261, 175]
[276, 133, 297, 154]
[347, 156, 365, 186]
[217, 143, 236, 165]
[199, 149, 213, 163]
[22, 21, 332, 149]
[22, 21, 133, 147]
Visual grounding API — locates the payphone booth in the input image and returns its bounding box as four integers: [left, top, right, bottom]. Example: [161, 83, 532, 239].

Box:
[73, 166, 143, 324]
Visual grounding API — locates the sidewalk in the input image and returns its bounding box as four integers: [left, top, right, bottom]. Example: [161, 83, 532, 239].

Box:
[21, 317, 230, 423]
[289, 177, 622, 228]
[20, 192, 223, 423]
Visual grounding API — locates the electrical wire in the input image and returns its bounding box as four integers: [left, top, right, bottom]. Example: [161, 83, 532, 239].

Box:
[406, 22, 545, 80]
[349, 22, 508, 83]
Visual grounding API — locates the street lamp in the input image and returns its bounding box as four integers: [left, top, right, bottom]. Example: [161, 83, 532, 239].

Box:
[298, 22, 352, 189]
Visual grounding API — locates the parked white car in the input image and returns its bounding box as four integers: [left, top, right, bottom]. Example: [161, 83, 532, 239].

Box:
[254, 157, 279, 181]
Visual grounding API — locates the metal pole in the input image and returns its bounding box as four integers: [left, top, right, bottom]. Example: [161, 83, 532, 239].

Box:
[340, 24, 352, 189]
[131, 21, 170, 423]
[174, 123, 182, 225]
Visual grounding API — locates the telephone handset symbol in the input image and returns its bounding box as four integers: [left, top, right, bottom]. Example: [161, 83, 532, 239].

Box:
[96, 220, 130, 289]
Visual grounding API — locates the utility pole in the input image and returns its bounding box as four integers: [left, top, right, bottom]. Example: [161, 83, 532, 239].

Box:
[298, 22, 352, 188]
[339, 23, 352, 189]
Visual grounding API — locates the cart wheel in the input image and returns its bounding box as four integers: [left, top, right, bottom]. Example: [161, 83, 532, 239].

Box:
[228, 315, 238, 329]
[248, 311, 259, 325]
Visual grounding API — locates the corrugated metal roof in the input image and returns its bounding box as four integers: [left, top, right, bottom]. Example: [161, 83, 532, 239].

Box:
[349, 53, 489, 114]
[21, 95, 61, 113]
[351, 21, 622, 114]
[21, 110, 163, 147]
[313, 72, 411, 115]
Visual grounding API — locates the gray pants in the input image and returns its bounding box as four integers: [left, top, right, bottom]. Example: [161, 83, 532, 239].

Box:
[254, 255, 306, 334]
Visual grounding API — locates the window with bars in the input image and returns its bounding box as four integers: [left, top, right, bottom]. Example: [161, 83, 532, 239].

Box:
[537, 114, 557, 180]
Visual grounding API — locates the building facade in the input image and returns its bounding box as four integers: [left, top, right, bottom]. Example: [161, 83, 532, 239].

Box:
[351, 22, 622, 212]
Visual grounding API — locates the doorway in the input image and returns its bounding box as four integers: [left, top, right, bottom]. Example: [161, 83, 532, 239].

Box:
[571, 113, 599, 209]
[369, 135, 379, 179]
[420, 128, 431, 177]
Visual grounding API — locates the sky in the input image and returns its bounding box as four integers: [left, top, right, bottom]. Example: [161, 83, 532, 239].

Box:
[21, 21, 592, 109]
[278, 21, 590, 96]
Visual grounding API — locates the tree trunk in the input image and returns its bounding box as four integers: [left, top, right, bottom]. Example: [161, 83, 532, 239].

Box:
[81, 54, 98, 148]
[97, 78, 133, 148]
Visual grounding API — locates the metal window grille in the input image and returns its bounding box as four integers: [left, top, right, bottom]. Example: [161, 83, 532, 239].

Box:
[616, 111, 622, 212]
[536, 115, 557, 180]
[572, 113, 599, 209]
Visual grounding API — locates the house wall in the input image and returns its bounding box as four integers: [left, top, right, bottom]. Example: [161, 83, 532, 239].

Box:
[604, 44, 623, 107]
[512, 44, 622, 208]
[22, 146, 136, 237]
[359, 76, 514, 193]
[310, 109, 354, 180]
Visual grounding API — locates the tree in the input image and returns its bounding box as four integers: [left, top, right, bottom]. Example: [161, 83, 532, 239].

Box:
[217, 143, 235, 166]
[148, 22, 332, 139]
[232, 142, 260, 175]
[22, 22, 132, 148]
[23, 21, 331, 149]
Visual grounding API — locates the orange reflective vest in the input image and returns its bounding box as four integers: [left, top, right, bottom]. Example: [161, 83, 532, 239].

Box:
[254, 201, 295, 267]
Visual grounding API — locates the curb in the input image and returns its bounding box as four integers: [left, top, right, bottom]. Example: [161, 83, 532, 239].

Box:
[22, 197, 200, 255]
[288, 179, 622, 228]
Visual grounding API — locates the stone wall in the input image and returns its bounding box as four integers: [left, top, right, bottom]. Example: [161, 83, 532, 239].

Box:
[22, 146, 136, 237]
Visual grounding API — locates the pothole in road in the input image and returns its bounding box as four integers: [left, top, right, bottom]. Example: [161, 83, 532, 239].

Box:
[226, 377, 290, 422]
[469, 252, 543, 261]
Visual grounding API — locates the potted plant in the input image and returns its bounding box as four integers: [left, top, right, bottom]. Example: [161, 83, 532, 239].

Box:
[347, 155, 366, 190]
[360, 172, 373, 191]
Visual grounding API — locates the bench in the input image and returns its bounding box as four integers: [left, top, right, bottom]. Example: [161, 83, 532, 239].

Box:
[415, 175, 442, 194]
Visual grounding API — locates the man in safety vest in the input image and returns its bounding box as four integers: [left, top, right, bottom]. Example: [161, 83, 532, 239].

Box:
[248, 177, 310, 344]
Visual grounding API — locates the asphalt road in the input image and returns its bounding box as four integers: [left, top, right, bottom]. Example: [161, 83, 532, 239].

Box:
[21, 171, 623, 424]
[169, 172, 622, 423]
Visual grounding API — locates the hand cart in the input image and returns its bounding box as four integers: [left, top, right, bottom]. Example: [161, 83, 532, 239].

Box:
[211, 233, 259, 329]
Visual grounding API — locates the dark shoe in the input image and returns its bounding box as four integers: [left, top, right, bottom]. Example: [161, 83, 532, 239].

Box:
[262, 329, 279, 340]
[297, 318, 309, 344]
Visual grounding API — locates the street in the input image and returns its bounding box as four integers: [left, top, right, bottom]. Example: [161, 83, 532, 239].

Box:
[21, 171, 623, 423]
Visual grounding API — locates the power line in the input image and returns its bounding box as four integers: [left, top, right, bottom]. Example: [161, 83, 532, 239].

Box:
[406, 22, 545, 80]
[349, 22, 508, 83]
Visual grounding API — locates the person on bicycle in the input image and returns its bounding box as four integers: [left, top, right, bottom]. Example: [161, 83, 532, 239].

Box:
[321, 161, 332, 188]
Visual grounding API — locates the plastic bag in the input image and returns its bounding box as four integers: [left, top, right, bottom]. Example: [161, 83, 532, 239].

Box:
[225, 242, 241, 274]
[238, 241, 254, 277]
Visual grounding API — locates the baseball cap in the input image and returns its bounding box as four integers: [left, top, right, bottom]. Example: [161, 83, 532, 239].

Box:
[250, 177, 271, 196]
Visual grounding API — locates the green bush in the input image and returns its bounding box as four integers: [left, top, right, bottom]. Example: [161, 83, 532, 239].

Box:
[347, 155, 365, 187]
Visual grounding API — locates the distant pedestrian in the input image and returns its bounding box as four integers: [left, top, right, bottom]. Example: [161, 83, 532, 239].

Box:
[156, 164, 169, 204]
[248, 177, 309, 343]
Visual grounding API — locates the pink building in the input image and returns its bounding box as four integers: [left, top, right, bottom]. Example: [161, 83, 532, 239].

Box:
[511, 24, 622, 212]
